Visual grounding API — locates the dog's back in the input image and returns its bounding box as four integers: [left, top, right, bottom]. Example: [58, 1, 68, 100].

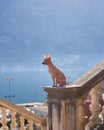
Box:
[42, 55, 67, 86]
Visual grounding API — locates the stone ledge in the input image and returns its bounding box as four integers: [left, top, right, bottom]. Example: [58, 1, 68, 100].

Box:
[44, 85, 82, 99]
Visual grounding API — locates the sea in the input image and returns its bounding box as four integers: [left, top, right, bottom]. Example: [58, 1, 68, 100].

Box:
[0, 71, 51, 104]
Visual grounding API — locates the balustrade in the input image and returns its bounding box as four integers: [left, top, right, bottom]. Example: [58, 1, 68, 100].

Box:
[85, 81, 104, 130]
[0, 98, 47, 130]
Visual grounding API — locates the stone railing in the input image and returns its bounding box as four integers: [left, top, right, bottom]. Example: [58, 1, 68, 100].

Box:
[85, 82, 104, 130]
[0, 98, 47, 130]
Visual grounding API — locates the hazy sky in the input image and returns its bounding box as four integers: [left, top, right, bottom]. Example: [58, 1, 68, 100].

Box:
[0, 0, 104, 103]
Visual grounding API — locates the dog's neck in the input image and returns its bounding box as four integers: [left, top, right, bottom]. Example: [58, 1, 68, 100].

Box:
[47, 61, 55, 69]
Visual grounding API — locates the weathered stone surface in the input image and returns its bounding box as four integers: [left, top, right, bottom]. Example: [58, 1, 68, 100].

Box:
[44, 85, 82, 99]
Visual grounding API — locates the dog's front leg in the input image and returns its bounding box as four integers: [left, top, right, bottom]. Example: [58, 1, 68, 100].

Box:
[52, 77, 57, 87]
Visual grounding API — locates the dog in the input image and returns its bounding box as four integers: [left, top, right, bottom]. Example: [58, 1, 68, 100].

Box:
[42, 55, 67, 87]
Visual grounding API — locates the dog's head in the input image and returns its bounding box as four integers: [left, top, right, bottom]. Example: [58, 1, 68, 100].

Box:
[42, 55, 51, 65]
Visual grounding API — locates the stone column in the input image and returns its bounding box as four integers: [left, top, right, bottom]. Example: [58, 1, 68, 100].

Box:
[44, 85, 82, 130]
[60, 101, 66, 130]
[48, 98, 61, 130]
[64, 99, 76, 130]
[76, 96, 86, 130]
[88, 83, 101, 128]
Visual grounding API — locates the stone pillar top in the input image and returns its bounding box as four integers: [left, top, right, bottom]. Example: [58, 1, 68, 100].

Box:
[44, 85, 82, 99]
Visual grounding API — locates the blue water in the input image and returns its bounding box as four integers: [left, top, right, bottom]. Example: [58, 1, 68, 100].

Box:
[0, 71, 51, 104]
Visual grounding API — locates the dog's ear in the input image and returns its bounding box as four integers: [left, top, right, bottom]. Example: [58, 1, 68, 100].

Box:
[47, 54, 51, 59]
[43, 55, 47, 59]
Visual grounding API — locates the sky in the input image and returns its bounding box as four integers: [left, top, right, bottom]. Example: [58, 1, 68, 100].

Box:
[0, 0, 104, 104]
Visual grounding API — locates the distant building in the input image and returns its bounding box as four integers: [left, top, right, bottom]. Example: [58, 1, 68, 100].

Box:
[17, 102, 48, 117]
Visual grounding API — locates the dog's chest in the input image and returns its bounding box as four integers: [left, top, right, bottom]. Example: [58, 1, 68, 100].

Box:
[48, 65, 58, 76]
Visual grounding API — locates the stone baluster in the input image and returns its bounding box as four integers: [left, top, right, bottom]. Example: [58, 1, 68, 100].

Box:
[28, 119, 34, 130]
[88, 83, 101, 128]
[20, 116, 25, 130]
[1, 107, 8, 130]
[11, 111, 16, 129]
[101, 93, 104, 124]
[101, 81, 104, 112]
[41, 125, 47, 130]
[41, 119, 47, 130]
[35, 123, 41, 130]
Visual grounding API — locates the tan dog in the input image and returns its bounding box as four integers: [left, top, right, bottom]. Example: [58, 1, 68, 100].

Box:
[42, 55, 67, 87]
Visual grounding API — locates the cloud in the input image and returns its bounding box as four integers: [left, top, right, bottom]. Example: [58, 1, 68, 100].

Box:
[52, 54, 90, 73]
[53, 54, 80, 66]
[0, 54, 89, 73]
[0, 64, 46, 73]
